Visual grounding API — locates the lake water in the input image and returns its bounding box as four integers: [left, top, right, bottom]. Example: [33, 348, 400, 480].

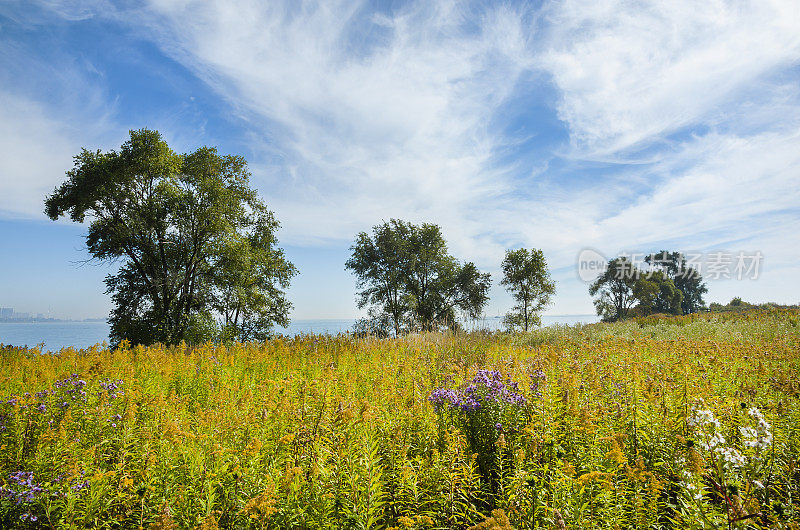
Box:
[0, 314, 600, 352]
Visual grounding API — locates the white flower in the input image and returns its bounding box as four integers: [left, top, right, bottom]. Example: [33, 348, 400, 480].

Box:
[717, 446, 745, 467]
[753, 480, 764, 489]
[707, 432, 725, 449]
[740, 426, 757, 439]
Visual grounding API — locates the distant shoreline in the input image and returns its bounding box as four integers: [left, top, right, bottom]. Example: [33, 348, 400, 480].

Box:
[0, 318, 106, 324]
[0, 315, 598, 324]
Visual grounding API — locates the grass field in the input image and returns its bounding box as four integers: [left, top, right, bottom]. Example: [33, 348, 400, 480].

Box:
[0, 309, 798, 528]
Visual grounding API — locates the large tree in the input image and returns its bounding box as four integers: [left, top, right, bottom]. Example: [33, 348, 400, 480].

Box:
[644, 250, 708, 314]
[45, 129, 296, 345]
[500, 248, 556, 332]
[345, 219, 491, 334]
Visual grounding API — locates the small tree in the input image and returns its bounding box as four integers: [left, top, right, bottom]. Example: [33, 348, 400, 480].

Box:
[345, 219, 491, 334]
[500, 248, 556, 332]
[589, 257, 640, 321]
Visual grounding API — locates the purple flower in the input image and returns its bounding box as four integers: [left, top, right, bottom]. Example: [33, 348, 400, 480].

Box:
[460, 396, 481, 412]
[429, 388, 462, 410]
[529, 370, 546, 397]
[429, 369, 527, 414]
[1, 472, 44, 505]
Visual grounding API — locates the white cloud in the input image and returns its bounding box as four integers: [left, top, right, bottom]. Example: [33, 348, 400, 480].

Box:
[4, 0, 800, 315]
[130, 1, 800, 260]
[541, 0, 800, 157]
[0, 23, 122, 219]
[599, 128, 800, 238]
[0, 93, 84, 217]
[126, 0, 534, 260]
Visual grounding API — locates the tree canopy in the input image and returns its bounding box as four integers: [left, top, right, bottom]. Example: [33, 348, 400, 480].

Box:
[345, 219, 491, 334]
[588, 257, 640, 321]
[590, 255, 693, 321]
[500, 248, 556, 331]
[644, 250, 708, 314]
[632, 269, 683, 316]
[45, 129, 296, 345]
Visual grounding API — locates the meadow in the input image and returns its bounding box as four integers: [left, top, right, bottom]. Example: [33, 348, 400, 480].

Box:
[0, 309, 798, 529]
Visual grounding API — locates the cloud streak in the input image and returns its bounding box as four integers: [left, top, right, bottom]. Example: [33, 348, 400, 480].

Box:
[124, 1, 536, 257]
[0, 24, 120, 218]
[541, 0, 800, 158]
[3, 0, 800, 313]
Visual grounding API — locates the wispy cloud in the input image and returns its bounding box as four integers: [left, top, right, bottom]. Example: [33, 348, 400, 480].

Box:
[540, 0, 800, 158]
[122, 0, 535, 258]
[127, 1, 800, 262]
[0, 26, 120, 218]
[3, 0, 800, 313]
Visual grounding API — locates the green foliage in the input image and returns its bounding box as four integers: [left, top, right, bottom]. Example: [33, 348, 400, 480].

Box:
[500, 248, 556, 332]
[345, 219, 491, 334]
[644, 251, 708, 314]
[184, 312, 219, 345]
[588, 257, 639, 321]
[44, 129, 296, 346]
[590, 256, 700, 320]
[632, 270, 683, 316]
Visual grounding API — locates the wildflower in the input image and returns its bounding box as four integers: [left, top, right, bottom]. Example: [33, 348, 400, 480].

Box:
[742, 407, 772, 449]
[429, 369, 527, 414]
[428, 388, 462, 411]
[1, 471, 44, 504]
[718, 447, 745, 467]
[529, 369, 545, 397]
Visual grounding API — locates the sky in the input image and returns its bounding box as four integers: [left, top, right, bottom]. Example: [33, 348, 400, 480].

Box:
[0, 0, 799, 321]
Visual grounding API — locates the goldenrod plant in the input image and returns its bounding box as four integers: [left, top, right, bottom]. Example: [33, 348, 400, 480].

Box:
[0, 308, 797, 527]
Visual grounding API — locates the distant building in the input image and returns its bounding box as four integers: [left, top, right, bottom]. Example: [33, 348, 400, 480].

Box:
[15, 312, 29, 320]
[0, 308, 12, 319]
[36, 313, 45, 320]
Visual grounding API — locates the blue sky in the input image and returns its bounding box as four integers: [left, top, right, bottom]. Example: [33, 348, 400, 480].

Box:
[1, 0, 799, 320]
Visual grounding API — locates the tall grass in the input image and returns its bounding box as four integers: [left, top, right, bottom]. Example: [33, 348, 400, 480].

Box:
[0, 309, 798, 528]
